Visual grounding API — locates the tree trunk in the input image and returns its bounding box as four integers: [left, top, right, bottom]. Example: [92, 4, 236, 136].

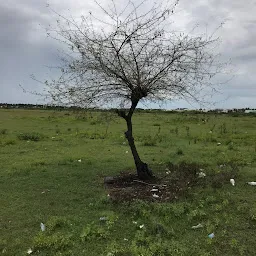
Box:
[125, 116, 153, 180]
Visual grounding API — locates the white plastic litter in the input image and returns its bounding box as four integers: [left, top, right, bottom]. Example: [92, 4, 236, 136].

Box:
[152, 194, 159, 198]
[99, 217, 107, 221]
[27, 248, 33, 254]
[191, 223, 203, 229]
[217, 142, 221, 146]
[40, 223, 45, 232]
[247, 182, 256, 186]
[139, 224, 144, 229]
[208, 233, 215, 239]
[198, 172, 206, 178]
[230, 179, 235, 186]
[78, 159, 82, 162]
[151, 188, 158, 192]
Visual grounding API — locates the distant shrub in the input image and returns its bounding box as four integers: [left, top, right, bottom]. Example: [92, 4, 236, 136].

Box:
[0, 129, 8, 135]
[5, 139, 16, 146]
[18, 132, 44, 142]
[227, 142, 234, 150]
[176, 148, 183, 155]
[79, 131, 105, 139]
[141, 135, 157, 146]
[0, 139, 16, 146]
[90, 120, 98, 125]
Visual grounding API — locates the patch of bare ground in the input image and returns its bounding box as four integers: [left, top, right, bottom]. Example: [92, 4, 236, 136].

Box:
[104, 162, 239, 203]
[105, 163, 200, 202]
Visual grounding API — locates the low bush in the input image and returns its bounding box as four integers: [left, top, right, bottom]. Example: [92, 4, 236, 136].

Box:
[17, 132, 45, 141]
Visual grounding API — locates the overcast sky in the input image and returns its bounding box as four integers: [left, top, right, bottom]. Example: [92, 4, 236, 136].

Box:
[0, 0, 255, 109]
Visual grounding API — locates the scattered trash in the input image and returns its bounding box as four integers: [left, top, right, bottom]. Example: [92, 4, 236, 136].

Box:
[78, 159, 82, 162]
[132, 221, 137, 224]
[41, 189, 50, 194]
[217, 142, 221, 146]
[27, 248, 33, 254]
[198, 172, 206, 178]
[208, 233, 215, 239]
[191, 223, 203, 229]
[151, 188, 158, 192]
[152, 193, 159, 198]
[125, 151, 128, 154]
[124, 238, 128, 241]
[247, 182, 256, 186]
[107, 194, 110, 197]
[139, 224, 144, 229]
[99, 217, 107, 221]
[230, 179, 235, 186]
[40, 223, 45, 232]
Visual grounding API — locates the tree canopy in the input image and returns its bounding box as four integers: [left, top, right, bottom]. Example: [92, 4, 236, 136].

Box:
[44, 0, 226, 179]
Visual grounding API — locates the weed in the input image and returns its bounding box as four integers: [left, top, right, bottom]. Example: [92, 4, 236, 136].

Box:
[0, 129, 8, 135]
[141, 135, 157, 146]
[1, 139, 16, 146]
[17, 132, 45, 141]
[46, 216, 71, 232]
[90, 120, 98, 125]
[33, 232, 73, 251]
[175, 127, 179, 135]
[81, 223, 108, 241]
[185, 126, 190, 136]
[176, 148, 183, 155]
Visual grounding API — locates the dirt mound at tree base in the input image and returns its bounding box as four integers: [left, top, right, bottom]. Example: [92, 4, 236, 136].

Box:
[104, 162, 239, 202]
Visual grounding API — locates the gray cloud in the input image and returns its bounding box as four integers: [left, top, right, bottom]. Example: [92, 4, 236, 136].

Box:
[0, 0, 255, 108]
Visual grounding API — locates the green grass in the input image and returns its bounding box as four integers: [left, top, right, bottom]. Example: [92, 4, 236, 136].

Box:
[0, 109, 256, 255]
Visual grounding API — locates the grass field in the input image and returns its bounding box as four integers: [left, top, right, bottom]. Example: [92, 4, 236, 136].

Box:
[0, 108, 256, 255]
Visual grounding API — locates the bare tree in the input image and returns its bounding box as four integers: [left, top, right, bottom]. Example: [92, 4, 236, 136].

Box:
[45, 0, 225, 179]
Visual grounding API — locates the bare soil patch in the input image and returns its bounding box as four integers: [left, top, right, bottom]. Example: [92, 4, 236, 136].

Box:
[104, 162, 239, 202]
[104, 162, 203, 202]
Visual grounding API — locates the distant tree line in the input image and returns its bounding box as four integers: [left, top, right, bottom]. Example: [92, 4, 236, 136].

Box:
[0, 103, 83, 110]
[0, 103, 255, 115]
